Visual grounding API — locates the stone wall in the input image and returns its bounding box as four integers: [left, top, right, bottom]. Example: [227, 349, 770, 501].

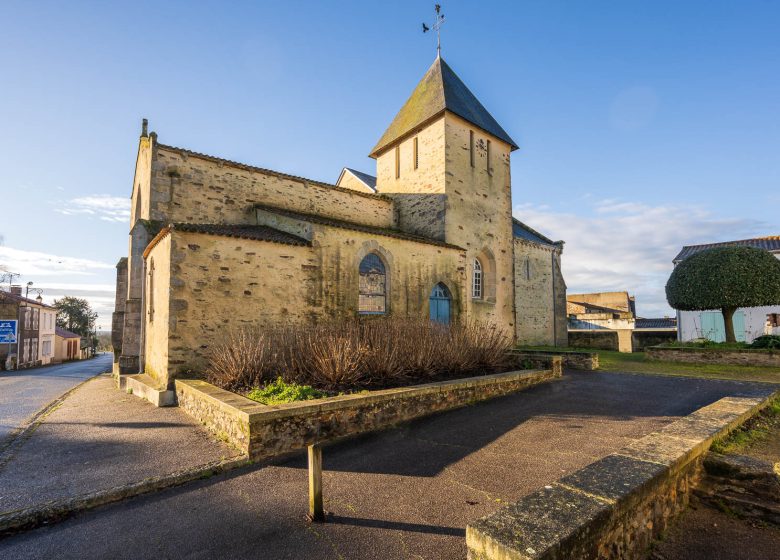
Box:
[176, 365, 561, 458]
[111, 258, 127, 359]
[157, 230, 318, 384]
[143, 233, 172, 388]
[375, 115, 446, 195]
[632, 331, 677, 351]
[467, 390, 778, 560]
[513, 349, 598, 371]
[514, 239, 566, 346]
[150, 143, 394, 229]
[444, 113, 515, 332]
[388, 193, 447, 241]
[647, 346, 780, 367]
[568, 330, 619, 351]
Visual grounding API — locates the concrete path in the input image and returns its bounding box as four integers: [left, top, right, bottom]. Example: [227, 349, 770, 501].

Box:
[0, 374, 239, 513]
[0, 353, 113, 443]
[0, 371, 772, 560]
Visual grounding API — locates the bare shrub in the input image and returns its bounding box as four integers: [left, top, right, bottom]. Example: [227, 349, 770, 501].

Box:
[205, 328, 269, 391]
[205, 317, 514, 392]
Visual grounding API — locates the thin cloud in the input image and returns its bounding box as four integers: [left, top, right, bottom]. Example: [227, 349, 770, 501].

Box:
[56, 195, 130, 222]
[0, 246, 114, 277]
[514, 200, 768, 317]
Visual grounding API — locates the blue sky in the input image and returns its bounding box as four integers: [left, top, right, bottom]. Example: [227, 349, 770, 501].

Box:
[1, 0, 778, 326]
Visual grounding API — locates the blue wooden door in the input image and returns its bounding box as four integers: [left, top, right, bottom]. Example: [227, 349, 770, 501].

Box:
[699, 311, 746, 342]
[429, 283, 451, 324]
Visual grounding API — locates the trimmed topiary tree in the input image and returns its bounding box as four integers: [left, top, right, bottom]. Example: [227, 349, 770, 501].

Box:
[666, 246, 780, 343]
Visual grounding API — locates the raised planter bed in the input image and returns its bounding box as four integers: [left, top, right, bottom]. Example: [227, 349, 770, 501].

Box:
[513, 349, 598, 371]
[647, 345, 780, 367]
[175, 362, 561, 459]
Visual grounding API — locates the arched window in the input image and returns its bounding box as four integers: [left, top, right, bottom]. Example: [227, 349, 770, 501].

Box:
[358, 253, 386, 314]
[472, 258, 483, 299]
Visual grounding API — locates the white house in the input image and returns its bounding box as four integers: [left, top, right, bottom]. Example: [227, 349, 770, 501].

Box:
[674, 236, 780, 343]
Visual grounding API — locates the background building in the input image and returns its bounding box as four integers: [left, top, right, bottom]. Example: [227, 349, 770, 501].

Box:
[674, 236, 780, 343]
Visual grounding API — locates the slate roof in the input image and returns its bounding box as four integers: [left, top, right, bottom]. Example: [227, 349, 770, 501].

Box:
[635, 318, 677, 330]
[674, 236, 780, 262]
[512, 218, 561, 249]
[55, 327, 80, 339]
[173, 224, 310, 246]
[370, 56, 518, 157]
[342, 168, 377, 190]
[253, 204, 464, 251]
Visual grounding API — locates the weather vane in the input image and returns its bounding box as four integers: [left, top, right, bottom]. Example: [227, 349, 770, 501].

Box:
[422, 4, 445, 56]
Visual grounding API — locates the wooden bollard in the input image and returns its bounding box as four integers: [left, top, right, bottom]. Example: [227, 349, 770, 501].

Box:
[308, 443, 324, 522]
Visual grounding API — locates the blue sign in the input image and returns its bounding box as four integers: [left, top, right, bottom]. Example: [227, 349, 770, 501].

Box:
[0, 320, 18, 344]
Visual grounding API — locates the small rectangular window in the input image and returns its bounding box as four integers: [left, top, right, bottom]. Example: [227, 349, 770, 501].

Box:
[469, 130, 475, 167]
[413, 137, 419, 170]
[395, 145, 400, 179]
[486, 139, 492, 176]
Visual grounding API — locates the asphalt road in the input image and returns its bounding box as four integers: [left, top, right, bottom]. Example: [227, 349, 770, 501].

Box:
[0, 370, 771, 560]
[0, 352, 112, 443]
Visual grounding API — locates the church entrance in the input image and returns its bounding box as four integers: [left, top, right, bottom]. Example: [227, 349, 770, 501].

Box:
[429, 283, 451, 324]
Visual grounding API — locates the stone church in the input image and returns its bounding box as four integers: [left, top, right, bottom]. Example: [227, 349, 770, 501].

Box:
[112, 56, 567, 390]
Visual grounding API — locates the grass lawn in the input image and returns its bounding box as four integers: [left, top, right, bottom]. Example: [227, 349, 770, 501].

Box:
[519, 346, 780, 384]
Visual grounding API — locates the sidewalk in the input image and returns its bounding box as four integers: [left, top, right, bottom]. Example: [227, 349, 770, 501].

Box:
[0, 374, 239, 514]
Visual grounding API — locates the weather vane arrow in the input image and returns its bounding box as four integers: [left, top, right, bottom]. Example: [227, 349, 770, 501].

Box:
[422, 4, 445, 56]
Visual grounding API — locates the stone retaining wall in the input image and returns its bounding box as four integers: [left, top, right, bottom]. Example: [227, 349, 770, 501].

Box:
[177, 364, 561, 458]
[466, 388, 778, 560]
[513, 349, 598, 371]
[647, 346, 780, 367]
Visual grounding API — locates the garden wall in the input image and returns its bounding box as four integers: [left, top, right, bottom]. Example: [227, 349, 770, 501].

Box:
[647, 346, 780, 367]
[632, 331, 677, 351]
[513, 349, 598, 371]
[176, 364, 561, 458]
[467, 388, 778, 560]
[568, 329, 632, 353]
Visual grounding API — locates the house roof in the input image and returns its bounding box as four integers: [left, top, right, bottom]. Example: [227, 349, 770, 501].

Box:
[253, 204, 464, 251]
[636, 318, 677, 330]
[0, 290, 56, 309]
[512, 218, 561, 249]
[339, 168, 377, 191]
[144, 223, 311, 258]
[55, 327, 80, 339]
[674, 236, 780, 262]
[370, 56, 518, 157]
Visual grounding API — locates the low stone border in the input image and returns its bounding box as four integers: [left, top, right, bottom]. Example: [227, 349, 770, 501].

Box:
[513, 349, 598, 371]
[176, 364, 562, 459]
[0, 455, 251, 537]
[466, 387, 778, 560]
[647, 346, 780, 367]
